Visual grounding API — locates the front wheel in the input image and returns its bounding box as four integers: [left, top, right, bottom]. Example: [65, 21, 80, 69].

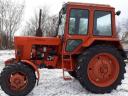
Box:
[77, 45, 126, 93]
[0, 63, 36, 96]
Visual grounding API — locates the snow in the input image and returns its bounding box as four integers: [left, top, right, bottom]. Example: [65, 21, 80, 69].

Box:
[0, 50, 128, 96]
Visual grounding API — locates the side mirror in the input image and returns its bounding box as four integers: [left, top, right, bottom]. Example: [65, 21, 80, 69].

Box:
[116, 11, 121, 16]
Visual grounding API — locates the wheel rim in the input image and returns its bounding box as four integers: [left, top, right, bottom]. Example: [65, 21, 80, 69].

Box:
[9, 72, 28, 91]
[87, 53, 119, 87]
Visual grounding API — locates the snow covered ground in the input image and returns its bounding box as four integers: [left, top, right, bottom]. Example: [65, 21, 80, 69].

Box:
[0, 50, 128, 96]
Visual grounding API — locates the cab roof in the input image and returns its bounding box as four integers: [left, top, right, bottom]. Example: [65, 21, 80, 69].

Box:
[66, 2, 114, 9]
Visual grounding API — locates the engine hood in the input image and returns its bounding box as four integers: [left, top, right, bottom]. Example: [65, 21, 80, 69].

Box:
[13, 36, 61, 60]
[14, 36, 61, 46]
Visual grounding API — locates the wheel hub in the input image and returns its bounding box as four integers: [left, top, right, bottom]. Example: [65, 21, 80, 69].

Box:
[10, 72, 28, 91]
[97, 60, 110, 80]
[100, 64, 108, 74]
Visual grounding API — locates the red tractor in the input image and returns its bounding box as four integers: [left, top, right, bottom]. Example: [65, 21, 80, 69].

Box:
[0, 2, 126, 96]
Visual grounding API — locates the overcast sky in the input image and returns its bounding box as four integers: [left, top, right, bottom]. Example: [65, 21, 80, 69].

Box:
[16, 0, 128, 35]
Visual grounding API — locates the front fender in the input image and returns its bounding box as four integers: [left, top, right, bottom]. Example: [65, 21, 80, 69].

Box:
[4, 58, 40, 80]
[5, 58, 17, 65]
[21, 60, 40, 80]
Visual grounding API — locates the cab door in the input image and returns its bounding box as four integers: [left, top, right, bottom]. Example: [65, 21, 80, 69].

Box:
[63, 6, 92, 55]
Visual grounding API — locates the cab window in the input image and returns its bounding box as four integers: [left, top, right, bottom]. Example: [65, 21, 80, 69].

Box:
[94, 11, 112, 36]
[69, 9, 89, 35]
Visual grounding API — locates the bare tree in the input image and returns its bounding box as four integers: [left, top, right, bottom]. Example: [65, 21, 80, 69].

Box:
[45, 15, 58, 36]
[0, 0, 25, 49]
[120, 19, 128, 42]
[23, 7, 58, 37]
[23, 7, 48, 36]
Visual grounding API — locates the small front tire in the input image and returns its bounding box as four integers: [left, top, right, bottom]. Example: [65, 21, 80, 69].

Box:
[0, 63, 36, 96]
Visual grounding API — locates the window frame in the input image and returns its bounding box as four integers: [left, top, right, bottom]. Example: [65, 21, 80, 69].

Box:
[68, 8, 90, 35]
[93, 10, 113, 37]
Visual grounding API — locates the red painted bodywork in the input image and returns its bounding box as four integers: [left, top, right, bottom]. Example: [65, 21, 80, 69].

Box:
[5, 2, 124, 80]
[14, 36, 61, 60]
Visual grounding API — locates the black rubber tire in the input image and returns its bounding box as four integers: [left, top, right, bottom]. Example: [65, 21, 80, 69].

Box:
[68, 71, 77, 79]
[76, 45, 126, 93]
[0, 63, 36, 96]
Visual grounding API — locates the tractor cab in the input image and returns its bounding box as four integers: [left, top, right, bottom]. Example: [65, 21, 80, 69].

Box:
[57, 2, 122, 55]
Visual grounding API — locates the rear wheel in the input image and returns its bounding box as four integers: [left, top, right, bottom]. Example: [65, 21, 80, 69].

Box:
[68, 71, 77, 78]
[0, 63, 36, 96]
[77, 45, 126, 93]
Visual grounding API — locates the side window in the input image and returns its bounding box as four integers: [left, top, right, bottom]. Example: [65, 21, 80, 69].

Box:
[69, 9, 89, 35]
[66, 40, 82, 52]
[94, 11, 112, 36]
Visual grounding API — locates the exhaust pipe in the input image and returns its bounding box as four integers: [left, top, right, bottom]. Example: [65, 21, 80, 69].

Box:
[36, 9, 42, 37]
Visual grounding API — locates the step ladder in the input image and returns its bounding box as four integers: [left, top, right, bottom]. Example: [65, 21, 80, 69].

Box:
[62, 54, 73, 80]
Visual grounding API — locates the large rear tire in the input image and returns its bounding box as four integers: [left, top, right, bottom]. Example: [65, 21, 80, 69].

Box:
[68, 71, 77, 78]
[77, 45, 126, 93]
[0, 63, 36, 96]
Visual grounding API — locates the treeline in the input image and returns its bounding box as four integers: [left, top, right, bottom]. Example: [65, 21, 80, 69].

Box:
[0, 0, 24, 49]
[0, 1, 59, 49]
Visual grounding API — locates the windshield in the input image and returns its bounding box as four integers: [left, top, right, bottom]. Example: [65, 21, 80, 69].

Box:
[58, 14, 66, 36]
[55, 5, 67, 36]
